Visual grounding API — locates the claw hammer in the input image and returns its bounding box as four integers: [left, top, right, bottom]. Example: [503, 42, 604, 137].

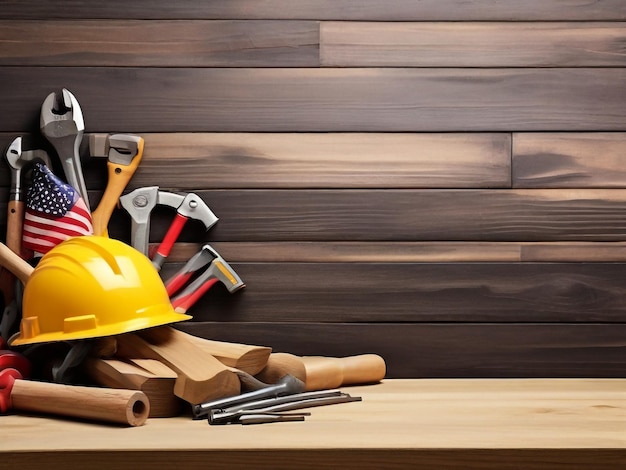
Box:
[119, 187, 218, 267]
[89, 134, 144, 237]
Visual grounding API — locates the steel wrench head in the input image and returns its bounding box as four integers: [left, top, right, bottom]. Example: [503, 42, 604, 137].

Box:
[40, 88, 85, 137]
[39, 88, 90, 209]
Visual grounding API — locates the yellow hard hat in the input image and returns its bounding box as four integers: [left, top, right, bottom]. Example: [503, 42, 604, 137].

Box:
[10, 236, 191, 346]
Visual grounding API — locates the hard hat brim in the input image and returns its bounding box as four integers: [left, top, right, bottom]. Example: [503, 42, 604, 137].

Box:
[8, 310, 192, 346]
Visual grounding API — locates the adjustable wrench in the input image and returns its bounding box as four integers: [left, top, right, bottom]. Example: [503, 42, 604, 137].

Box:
[119, 187, 218, 265]
[89, 134, 144, 237]
[40, 88, 90, 210]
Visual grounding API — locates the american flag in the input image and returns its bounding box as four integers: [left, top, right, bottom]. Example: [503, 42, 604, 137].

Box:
[22, 163, 93, 254]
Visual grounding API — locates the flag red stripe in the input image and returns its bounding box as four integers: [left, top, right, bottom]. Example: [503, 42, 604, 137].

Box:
[23, 215, 92, 235]
[29, 203, 91, 222]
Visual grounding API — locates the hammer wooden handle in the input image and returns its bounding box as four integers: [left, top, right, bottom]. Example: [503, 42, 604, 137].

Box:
[0, 241, 33, 284]
[10, 379, 149, 426]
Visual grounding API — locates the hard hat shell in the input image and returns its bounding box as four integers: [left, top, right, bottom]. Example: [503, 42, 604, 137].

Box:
[10, 236, 191, 346]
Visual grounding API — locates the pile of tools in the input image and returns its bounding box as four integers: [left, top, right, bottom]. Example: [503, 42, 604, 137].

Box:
[0, 88, 386, 427]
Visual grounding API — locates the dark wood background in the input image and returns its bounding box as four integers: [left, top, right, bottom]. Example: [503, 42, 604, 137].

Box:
[1, 1, 625, 378]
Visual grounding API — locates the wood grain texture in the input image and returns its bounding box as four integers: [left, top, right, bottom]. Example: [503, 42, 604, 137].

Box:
[161, 241, 626, 263]
[513, 133, 626, 188]
[0, 20, 319, 67]
[1, 379, 624, 469]
[321, 22, 626, 67]
[3, 132, 512, 190]
[100, 189, 626, 243]
[132, 133, 512, 189]
[2, 449, 625, 470]
[1, 0, 625, 20]
[160, 262, 626, 323]
[1, 68, 625, 132]
[178, 323, 626, 378]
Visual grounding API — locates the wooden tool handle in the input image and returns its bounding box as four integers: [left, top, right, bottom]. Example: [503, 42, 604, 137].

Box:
[336, 354, 386, 385]
[6, 200, 25, 256]
[255, 352, 307, 385]
[0, 241, 33, 285]
[257, 353, 386, 391]
[91, 147, 143, 238]
[10, 379, 150, 426]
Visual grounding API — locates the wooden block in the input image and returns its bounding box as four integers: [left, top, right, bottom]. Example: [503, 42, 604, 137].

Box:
[115, 328, 240, 405]
[84, 357, 183, 418]
[177, 329, 272, 375]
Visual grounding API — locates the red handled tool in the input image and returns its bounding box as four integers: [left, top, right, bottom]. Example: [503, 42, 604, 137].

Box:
[165, 244, 245, 314]
[151, 193, 218, 270]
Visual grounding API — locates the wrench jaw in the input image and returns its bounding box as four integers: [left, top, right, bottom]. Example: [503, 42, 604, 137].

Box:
[5, 137, 23, 199]
[40, 89, 84, 138]
[40, 88, 90, 210]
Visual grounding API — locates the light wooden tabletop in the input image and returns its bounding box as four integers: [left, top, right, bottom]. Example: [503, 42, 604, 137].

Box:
[1, 379, 625, 469]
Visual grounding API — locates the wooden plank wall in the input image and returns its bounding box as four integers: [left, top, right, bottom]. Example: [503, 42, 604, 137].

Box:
[1, 1, 625, 378]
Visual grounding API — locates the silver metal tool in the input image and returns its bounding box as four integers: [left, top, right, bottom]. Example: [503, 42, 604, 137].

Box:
[40, 88, 90, 210]
[166, 244, 245, 314]
[208, 391, 362, 425]
[5, 137, 53, 255]
[193, 374, 305, 419]
[119, 187, 218, 260]
[89, 133, 144, 237]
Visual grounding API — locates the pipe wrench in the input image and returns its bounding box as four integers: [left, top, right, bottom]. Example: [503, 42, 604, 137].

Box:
[89, 134, 144, 237]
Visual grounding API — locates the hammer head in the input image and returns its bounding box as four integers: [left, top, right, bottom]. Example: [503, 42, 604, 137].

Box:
[203, 245, 245, 293]
[159, 192, 218, 231]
